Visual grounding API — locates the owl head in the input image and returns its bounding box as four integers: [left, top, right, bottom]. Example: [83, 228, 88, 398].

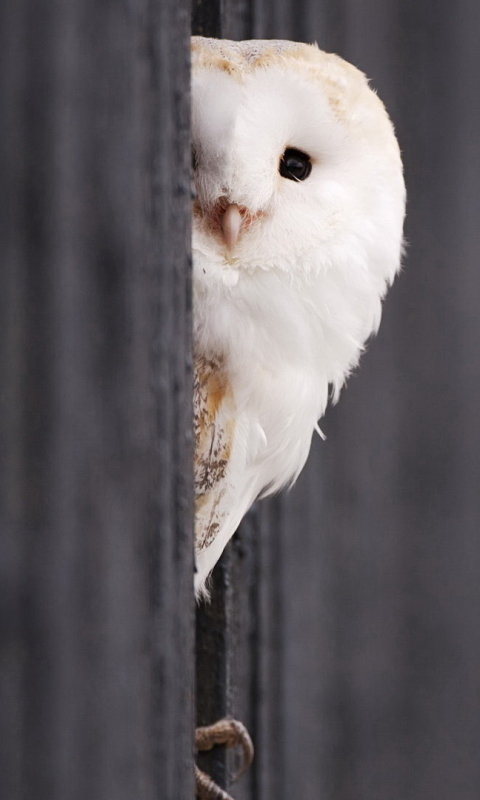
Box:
[191, 37, 405, 293]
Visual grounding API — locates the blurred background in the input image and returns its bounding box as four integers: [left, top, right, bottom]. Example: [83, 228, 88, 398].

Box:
[1, 0, 480, 799]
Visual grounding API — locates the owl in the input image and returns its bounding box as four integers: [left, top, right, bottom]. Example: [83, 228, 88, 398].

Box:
[192, 36, 405, 798]
[192, 36, 405, 600]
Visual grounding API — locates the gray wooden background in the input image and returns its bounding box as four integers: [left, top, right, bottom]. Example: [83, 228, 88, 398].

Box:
[2, 0, 480, 798]
[0, 1, 194, 798]
[195, 1, 480, 799]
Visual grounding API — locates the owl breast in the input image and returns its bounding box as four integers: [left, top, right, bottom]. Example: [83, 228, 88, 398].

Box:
[193, 266, 330, 596]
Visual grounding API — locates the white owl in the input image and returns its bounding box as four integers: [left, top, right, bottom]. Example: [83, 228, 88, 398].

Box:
[192, 36, 405, 600]
[192, 36, 405, 799]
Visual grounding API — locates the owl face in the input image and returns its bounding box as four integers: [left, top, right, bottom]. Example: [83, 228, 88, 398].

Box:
[191, 38, 405, 286]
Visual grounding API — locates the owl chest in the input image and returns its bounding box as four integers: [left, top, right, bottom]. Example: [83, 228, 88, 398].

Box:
[195, 277, 325, 489]
[195, 268, 318, 360]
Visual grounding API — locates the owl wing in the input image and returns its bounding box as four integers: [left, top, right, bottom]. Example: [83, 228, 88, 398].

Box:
[194, 355, 264, 594]
[194, 354, 237, 552]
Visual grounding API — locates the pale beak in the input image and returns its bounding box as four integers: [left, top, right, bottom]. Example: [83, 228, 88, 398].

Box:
[221, 204, 243, 251]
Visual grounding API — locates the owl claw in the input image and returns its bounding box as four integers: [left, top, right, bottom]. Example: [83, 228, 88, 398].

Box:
[195, 718, 254, 799]
[195, 765, 235, 800]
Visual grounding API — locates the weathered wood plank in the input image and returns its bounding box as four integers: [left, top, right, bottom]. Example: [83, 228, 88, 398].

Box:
[0, 1, 194, 798]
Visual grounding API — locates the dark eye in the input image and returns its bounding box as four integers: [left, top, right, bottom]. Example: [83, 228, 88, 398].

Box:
[192, 147, 198, 171]
[279, 148, 312, 181]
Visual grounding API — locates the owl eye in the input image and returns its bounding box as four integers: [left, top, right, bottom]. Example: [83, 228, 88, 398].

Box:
[192, 147, 198, 171]
[279, 148, 312, 181]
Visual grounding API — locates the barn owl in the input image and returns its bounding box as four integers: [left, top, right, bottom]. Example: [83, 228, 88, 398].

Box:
[192, 36, 405, 595]
[192, 36, 405, 797]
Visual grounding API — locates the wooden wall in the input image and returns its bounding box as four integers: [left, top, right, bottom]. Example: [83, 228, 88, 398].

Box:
[195, 2, 480, 799]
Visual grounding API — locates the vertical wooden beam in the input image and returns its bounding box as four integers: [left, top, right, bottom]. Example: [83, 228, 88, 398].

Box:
[192, 0, 223, 38]
[0, 1, 194, 798]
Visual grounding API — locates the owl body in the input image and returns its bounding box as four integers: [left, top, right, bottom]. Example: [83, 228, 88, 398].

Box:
[192, 38, 405, 596]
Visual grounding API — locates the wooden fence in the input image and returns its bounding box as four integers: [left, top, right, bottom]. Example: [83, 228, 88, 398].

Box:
[2, 0, 480, 798]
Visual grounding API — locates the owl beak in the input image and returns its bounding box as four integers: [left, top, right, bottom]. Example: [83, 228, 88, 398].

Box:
[221, 204, 243, 251]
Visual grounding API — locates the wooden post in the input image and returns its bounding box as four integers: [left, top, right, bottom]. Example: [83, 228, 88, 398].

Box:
[0, 1, 194, 798]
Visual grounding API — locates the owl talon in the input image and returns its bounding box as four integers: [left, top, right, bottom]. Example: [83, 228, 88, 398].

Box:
[195, 718, 254, 798]
[195, 764, 235, 800]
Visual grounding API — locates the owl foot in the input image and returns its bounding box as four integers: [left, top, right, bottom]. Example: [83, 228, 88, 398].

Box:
[195, 718, 254, 800]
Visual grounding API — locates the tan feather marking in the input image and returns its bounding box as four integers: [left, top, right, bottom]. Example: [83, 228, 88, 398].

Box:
[191, 46, 244, 81]
[194, 355, 236, 551]
[191, 38, 373, 125]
